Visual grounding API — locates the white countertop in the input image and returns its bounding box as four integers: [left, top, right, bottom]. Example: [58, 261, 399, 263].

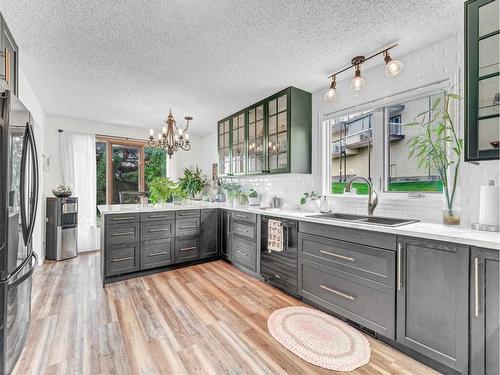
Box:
[98, 203, 500, 250]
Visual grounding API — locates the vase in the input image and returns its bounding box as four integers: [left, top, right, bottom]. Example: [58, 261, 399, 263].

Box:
[442, 186, 461, 225]
[306, 199, 321, 212]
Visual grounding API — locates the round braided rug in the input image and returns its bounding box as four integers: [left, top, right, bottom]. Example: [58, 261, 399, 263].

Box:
[267, 306, 370, 371]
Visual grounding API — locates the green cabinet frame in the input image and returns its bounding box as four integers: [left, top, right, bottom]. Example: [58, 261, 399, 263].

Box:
[217, 86, 311, 176]
[465, 0, 500, 161]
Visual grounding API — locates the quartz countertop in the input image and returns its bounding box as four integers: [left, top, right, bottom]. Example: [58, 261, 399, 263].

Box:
[98, 203, 500, 250]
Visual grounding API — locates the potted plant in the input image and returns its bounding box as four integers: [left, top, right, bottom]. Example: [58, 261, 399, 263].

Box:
[148, 177, 185, 204]
[177, 167, 208, 200]
[300, 191, 322, 212]
[220, 180, 241, 207]
[407, 91, 463, 225]
[247, 188, 261, 206]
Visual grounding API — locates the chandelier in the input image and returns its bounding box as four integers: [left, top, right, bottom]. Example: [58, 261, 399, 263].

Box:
[148, 109, 192, 158]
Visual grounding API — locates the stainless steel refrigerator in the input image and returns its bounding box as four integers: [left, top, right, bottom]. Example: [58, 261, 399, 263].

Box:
[0, 90, 39, 374]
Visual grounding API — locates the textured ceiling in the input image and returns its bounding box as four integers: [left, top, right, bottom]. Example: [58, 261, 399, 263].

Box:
[1, 0, 463, 136]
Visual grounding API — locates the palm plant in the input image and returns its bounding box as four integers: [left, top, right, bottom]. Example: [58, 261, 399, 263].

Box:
[406, 91, 463, 224]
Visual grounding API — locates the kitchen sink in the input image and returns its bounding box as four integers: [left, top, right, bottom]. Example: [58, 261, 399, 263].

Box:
[306, 213, 419, 227]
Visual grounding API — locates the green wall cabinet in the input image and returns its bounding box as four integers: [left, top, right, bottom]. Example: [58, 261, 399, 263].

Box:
[465, 0, 500, 161]
[217, 86, 311, 176]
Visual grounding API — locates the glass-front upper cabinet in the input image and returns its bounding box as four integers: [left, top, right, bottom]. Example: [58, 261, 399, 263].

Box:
[218, 119, 231, 176]
[465, 0, 500, 161]
[267, 93, 289, 172]
[231, 112, 246, 175]
[247, 104, 265, 173]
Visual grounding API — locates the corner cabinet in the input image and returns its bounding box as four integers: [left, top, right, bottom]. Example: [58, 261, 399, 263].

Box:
[470, 247, 499, 375]
[0, 12, 19, 96]
[217, 86, 311, 176]
[396, 237, 469, 374]
[465, 0, 499, 161]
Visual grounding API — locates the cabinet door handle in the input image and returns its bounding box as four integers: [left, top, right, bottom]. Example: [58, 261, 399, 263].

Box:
[273, 274, 281, 279]
[112, 256, 134, 263]
[397, 243, 402, 291]
[236, 250, 248, 256]
[474, 257, 480, 317]
[320, 250, 355, 262]
[179, 246, 196, 252]
[148, 229, 169, 233]
[148, 251, 168, 257]
[320, 285, 355, 301]
[111, 231, 134, 237]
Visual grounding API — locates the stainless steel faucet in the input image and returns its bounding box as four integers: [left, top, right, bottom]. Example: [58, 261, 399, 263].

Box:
[344, 176, 378, 216]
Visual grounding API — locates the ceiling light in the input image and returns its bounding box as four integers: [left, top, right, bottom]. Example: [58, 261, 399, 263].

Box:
[323, 76, 337, 102]
[384, 51, 403, 77]
[350, 65, 365, 91]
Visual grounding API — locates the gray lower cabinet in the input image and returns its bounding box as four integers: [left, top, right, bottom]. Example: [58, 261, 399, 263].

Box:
[200, 209, 219, 258]
[221, 210, 232, 260]
[232, 234, 257, 272]
[141, 238, 173, 270]
[175, 236, 199, 263]
[106, 242, 140, 276]
[396, 237, 469, 374]
[470, 247, 499, 375]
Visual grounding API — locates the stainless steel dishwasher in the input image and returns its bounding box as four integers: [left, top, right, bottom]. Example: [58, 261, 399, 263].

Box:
[260, 216, 300, 298]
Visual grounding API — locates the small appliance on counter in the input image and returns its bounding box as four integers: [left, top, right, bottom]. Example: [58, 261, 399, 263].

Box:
[472, 180, 499, 232]
[45, 197, 78, 260]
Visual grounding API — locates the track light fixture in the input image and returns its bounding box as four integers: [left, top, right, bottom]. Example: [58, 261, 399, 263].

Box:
[323, 44, 403, 102]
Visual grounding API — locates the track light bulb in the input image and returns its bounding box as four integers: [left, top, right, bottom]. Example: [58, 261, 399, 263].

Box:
[384, 51, 403, 77]
[350, 65, 365, 91]
[323, 76, 337, 102]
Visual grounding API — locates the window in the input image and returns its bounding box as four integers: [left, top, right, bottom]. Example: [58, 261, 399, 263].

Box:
[95, 138, 167, 205]
[325, 87, 445, 196]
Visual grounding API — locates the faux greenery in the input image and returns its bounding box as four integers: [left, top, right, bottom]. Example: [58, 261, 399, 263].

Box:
[178, 167, 209, 197]
[220, 179, 241, 197]
[406, 91, 462, 217]
[248, 188, 258, 198]
[148, 177, 185, 203]
[300, 191, 321, 205]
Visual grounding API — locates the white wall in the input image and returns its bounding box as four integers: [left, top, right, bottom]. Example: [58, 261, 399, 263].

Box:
[204, 33, 500, 226]
[18, 69, 46, 263]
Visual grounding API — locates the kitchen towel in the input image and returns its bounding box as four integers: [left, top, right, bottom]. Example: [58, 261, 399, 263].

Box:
[479, 183, 500, 226]
[268, 219, 284, 252]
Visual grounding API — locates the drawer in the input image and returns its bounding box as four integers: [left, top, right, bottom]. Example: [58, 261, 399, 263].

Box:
[232, 235, 256, 272]
[106, 223, 140, 245]
[141, 238, 173, 270]
[298, 233, 395, 285]
[176, 218, 200, 237]
[141, 220, 174, 240]
[105, 213, 140, 225]
[232, 221, 255, 239]
[106, 242, 139, 276]
[299, 221, 396, 250]
[231, 211, 256, 223]
[175, 237, 199, 263]
[141, 211, 175, 222]
[175, 210, 200, 219]
[263, 271, 299, 298]
[299, 258, 395, 338]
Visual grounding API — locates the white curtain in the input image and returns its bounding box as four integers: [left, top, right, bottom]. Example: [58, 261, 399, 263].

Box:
[61, 132, 98, 251]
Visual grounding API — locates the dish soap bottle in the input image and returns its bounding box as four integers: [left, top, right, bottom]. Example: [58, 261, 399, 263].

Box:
[320, 196, 330, 213]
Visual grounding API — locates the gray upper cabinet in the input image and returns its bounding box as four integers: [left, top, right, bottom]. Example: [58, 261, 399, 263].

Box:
[0, 13, 19, 96]
[200, 209, 219, 258]
[470, 247, 499, 375]
[396, 237, 469, 374]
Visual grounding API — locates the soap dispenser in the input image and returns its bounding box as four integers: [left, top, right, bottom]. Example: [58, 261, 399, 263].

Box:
[320, 196, 331, 213]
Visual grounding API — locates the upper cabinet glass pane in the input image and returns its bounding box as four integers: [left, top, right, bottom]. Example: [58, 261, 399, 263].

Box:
[269, 99, 277, 115]
[479, 33, 499, 77]
[479, 75, 500, 117]
[478, 117, 500, 151]
[278, 94, 287, 112]
[277, 111, 287, 132]
[479, 0, 499, 37]
[232, 117, 239, 130]
[238, 113, 244, 126]
[256, 105, 264, 120]
[248, 108, 255, 123]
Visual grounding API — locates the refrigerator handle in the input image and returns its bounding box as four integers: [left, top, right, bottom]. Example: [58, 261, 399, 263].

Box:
[19, 124, 30, 244]
[26, 123, 39, 244]
[7, 251, 37, 288]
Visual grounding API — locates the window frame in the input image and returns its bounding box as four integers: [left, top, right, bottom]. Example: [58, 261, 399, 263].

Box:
[322, 76, 457, 201]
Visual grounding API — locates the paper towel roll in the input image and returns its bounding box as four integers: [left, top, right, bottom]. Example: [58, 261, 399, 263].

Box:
[479, 185, 500, 226]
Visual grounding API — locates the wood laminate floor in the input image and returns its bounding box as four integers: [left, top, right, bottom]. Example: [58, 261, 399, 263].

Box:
[13, 252, 438, 375]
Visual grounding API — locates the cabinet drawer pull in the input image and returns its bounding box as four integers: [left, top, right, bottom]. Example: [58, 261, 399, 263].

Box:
[474, 257, 479, 317]
[112, 216, 136, 221]
[273, 274, 281, 279]
[236, 250, 248, 256]
[112, 256, 134, 263]
[320, 250, 355, 262]
[235, 214, 248, 219]
[179, 246, 196, 252]
[148, 229, 169, 233]
[148, 214, 169, 219]
[397, 243, 402, 291]
[148, 251, 168, 257]
[320, 285, 355, 301]
[179, 226, 197, 229]
[111, 231, 134, 237]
